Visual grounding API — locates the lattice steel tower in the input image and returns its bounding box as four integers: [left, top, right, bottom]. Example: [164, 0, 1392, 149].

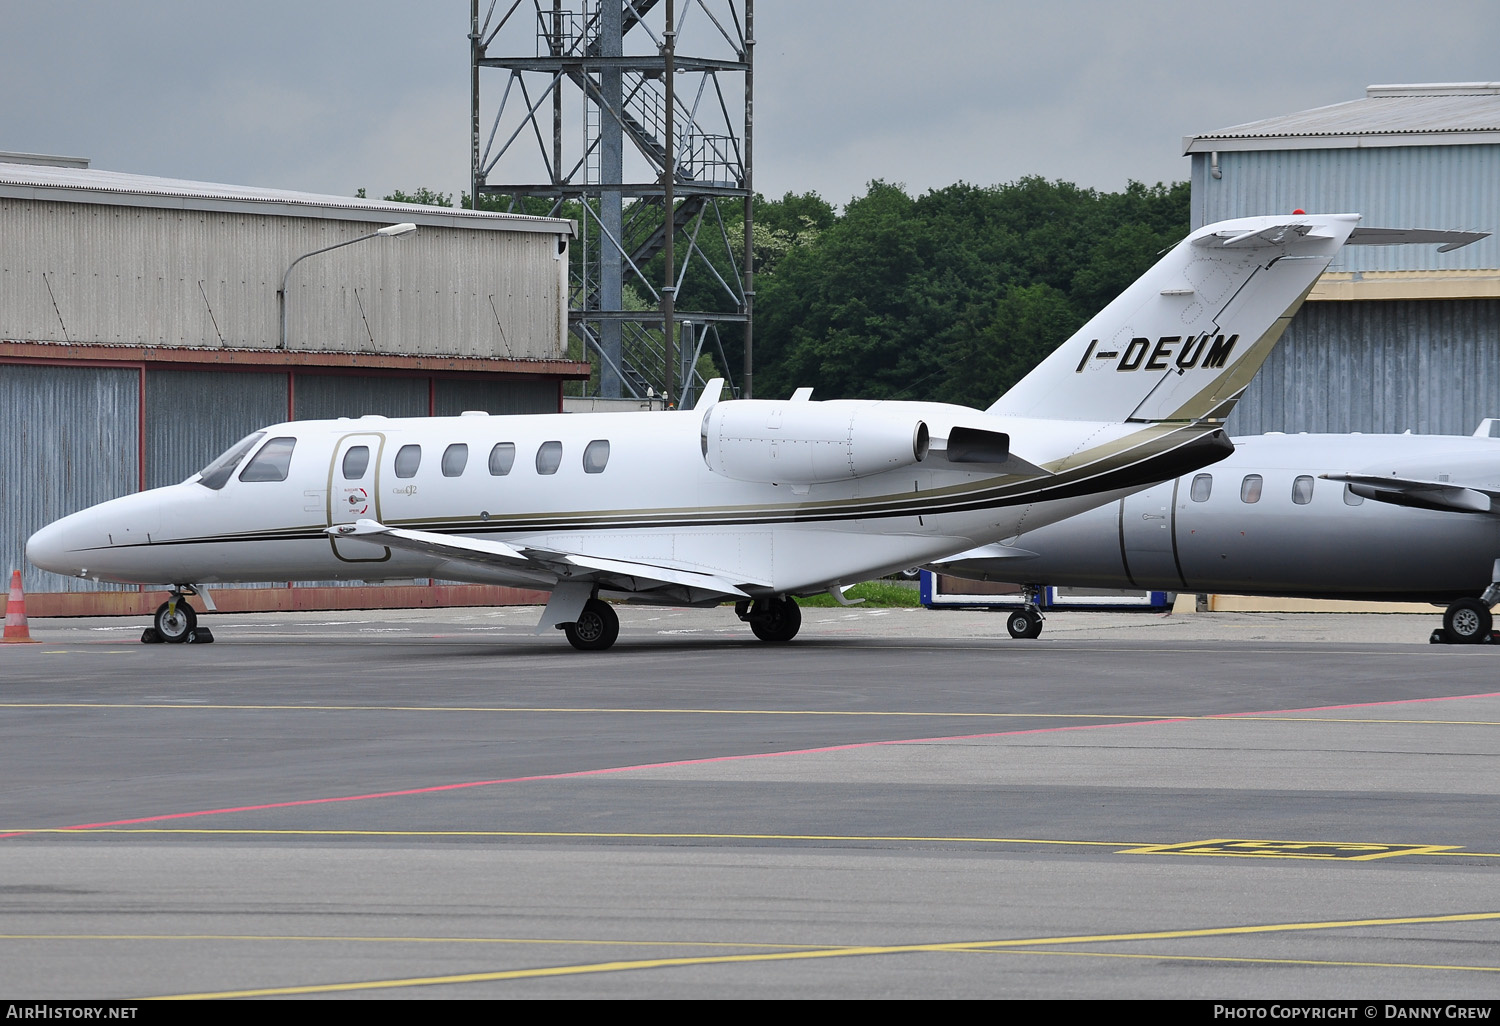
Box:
[470, 0, 754, 402]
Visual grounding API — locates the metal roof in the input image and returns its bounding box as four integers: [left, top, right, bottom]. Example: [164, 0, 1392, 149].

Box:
[0, 158, 573, 235]
[1184, 83, 1500, 154]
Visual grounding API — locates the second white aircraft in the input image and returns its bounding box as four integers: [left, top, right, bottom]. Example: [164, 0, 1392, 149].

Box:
[26, 214, 1485, 649]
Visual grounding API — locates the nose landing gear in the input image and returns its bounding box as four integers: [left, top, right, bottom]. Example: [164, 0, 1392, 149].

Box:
[141, 586, 215, 644]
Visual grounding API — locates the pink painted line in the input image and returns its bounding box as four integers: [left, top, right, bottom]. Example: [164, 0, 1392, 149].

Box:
[1205, 690, 1500, 719]
[7, 690, 1497, 840]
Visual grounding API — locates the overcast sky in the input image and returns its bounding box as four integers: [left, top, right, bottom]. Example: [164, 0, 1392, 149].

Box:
[3, 2, 1497, 208]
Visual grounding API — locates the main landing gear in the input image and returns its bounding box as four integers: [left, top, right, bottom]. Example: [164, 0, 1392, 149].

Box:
[1429, 564, 1500, 645]
[561, 598, 620, 652]
[1005, 584, 1045, 640]
[736, 595, 802, 643]
[142, 586, 214, 645]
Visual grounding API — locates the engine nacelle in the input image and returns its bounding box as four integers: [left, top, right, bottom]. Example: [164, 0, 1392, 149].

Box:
[701, 400, 929, 485]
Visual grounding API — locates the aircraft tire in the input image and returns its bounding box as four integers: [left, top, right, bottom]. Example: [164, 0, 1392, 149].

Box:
[750, 597, 801, 643]
[564, 599, 619, 651]
[154, 600, 197, 644]
[1442, 598, 1492, 644]
[1006, 609, 1043, 640]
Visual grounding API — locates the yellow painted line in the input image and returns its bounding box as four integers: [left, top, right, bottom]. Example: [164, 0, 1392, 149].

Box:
[150, 910, 1500, 999]
[7, 828, 1491, 858]
[1120, 839, 1460, 861]
[967, 946, 1500, 974]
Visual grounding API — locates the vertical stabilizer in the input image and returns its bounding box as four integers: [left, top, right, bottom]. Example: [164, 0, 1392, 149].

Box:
[988, 215, 1361, 423]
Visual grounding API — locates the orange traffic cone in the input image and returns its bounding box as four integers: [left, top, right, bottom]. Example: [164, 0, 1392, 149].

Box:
[3, 570, 39, 644]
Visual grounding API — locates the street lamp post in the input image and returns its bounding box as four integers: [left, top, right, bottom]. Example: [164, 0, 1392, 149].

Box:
[277, 222, 417, 350]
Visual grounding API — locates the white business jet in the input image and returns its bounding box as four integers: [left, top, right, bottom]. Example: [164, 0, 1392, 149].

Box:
[26, 215, 1484, 650]
[932, 424, 1500, 644]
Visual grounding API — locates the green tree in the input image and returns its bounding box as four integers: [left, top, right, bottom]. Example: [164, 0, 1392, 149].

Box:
[753, 176, 1188, 404]
[382, 187, 454, 207]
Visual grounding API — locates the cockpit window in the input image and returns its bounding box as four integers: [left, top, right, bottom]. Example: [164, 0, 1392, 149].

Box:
[196, 432, 266, 490]
[238, 437, 297, 483]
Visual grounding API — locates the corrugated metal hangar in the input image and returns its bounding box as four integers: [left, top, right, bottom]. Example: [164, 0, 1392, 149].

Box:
[2, 153, 586, 613]
[1185, 83, 1500, 436]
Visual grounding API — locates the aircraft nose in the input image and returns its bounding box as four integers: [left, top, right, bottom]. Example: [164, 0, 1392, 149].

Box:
[26, 490, 165, 582]
[26, 516, 80, 577]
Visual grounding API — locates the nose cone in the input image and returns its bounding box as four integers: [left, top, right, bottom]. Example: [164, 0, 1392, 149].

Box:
[26, 490, 165, 584]
[25, 517, 74, 576]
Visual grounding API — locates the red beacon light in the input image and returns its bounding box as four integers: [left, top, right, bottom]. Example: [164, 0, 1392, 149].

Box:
[1292, 208, 1306, 215]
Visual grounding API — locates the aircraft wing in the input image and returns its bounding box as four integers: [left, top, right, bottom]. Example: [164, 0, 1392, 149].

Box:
[327, 520, 764, 599]
[1320, 473, 1500, 515]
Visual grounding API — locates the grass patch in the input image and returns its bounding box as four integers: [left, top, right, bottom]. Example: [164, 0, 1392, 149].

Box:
[795, 581, 923, 608]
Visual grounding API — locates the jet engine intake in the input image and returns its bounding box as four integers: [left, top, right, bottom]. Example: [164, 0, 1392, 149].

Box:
[702, 401, 929, 485]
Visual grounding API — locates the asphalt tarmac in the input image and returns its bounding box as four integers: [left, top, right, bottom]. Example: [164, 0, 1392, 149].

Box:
[1, 603, 1497, 1000]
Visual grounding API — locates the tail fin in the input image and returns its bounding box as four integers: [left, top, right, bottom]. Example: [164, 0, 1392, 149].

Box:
[989, 214, 1366, 423]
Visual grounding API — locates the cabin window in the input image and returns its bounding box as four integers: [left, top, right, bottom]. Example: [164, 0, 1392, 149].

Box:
[1344, 483, 1365, 506]
[238, 437, 297, 483]
[197, 431, 265, 490]
[583, 439, 610, 474]
[1240, 474, 1263, 504]
[488, 442, 516, 476]
[342, 446, 370, 480]
[1190, 473, 1212, 502]
[1291, 475, 1315, 505]
[394, 444, 422, 479]
[536, 440, 563, 475]
[442, 443, 469, 478]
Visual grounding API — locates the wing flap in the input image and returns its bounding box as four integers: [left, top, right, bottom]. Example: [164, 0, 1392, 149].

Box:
[326, 520, 762, 597]
[559, 551, 756, 598]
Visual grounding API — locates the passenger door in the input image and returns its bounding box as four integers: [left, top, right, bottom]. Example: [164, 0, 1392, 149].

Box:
[328, 433, 390, 563]
[1119, 481, 1185, 590]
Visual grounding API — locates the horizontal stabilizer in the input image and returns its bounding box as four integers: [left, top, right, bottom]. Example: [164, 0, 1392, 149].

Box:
[1320, 473, 1500, 515]
[1195, 222, 1329, 248]
[1347, 227, 1489, 252]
